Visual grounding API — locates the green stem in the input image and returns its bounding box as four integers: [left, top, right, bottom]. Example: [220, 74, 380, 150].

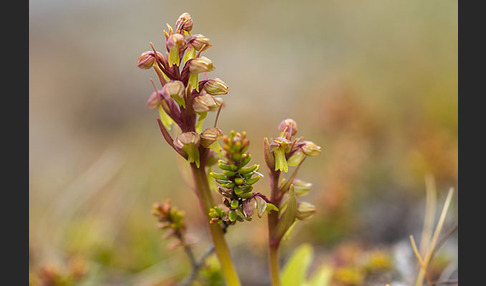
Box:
[190, 163, 241, 286]
[267, 170, 282, 286]
[268, 213, 281, 286]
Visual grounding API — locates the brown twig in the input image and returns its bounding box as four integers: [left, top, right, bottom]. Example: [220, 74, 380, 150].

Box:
[179, 244, 215, 286]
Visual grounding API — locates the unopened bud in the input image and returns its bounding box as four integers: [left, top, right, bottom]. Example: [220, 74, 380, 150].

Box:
[200, 127, 223, 148]
[296, 201, 316, 220]
[301, 141, 322, 156]
[176, 12, 193, 32]
[137, 51, 162, 69]
[292, 179, 312, 197]
[203, 78, 229, 95]
[146, 91, 161, 110]
[193, 93, 220, 113]
[188, 34, 212, 51]
[163, 80, 186, 107]
[278, 118, 298, 137]
[189, 56, 215, 74]
[167, 33, 184, 50]
[167, 33, 184, 66]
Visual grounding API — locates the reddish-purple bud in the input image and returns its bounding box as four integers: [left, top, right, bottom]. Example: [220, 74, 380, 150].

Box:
[193, 94, 220, 112]
[137, 51, 163, 69]
[278, 118, 298, 137]
[188, 34, 212, 51]
[176, 12, 193, 33]
[146, 91, 162, 110]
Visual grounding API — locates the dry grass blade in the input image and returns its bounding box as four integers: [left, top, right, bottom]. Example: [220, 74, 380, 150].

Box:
[414, 187, 455, 286]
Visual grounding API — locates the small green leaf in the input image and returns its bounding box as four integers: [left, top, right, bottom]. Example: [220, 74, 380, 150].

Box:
[266, 203, 279, 213]
[281, 244, 314, 286]
[281, 220, 297, 241]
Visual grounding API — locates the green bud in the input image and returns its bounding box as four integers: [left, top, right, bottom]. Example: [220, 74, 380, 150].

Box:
[210, 172, 227, 180]
[234, 186, 244, 195]
[234, 178, 245, 185]
[230, 200, 239, 209]
[239, 154, 252, 167]
[245, 175, 261, 185]
[222, 170, 236, 177]
[296, 201, 316, 220]
[301, 141, 322, 157]
[218, 160, 235, 171]
[222, 182, 236, 189]
[287, 149, 305, 166]
[293, 179, 312, 197]
[239, 164, 260, 175]
[228, 210, 237, 222]
[239, 192, 253, 199]
[203, 78, 229, 95]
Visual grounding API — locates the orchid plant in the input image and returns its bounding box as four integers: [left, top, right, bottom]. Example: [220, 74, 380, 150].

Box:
[137, 13, 322, 286]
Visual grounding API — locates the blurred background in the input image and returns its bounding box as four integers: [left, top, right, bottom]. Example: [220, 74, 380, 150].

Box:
[29, 0, 457, 285]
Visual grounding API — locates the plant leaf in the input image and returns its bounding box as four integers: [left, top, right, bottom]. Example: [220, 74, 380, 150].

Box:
[304, 265, 333, 286]
[273, 186, 297, 241]
[281, 244, 313, 286]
